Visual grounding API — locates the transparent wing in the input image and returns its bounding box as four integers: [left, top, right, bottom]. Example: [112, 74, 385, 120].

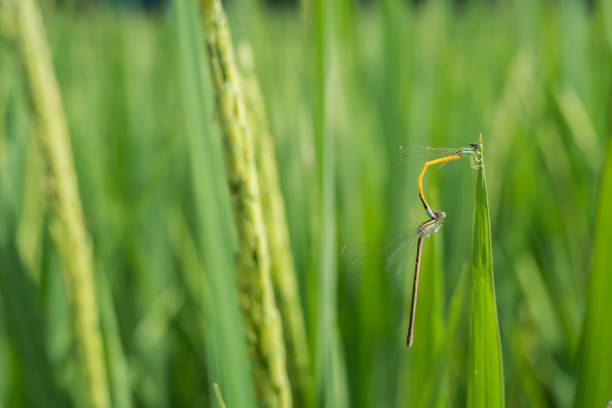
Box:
[341, 217, 446, 277]
[398, 145, 464, 169]
[341, 228, 421, 277]
[398, 145, 463, 160]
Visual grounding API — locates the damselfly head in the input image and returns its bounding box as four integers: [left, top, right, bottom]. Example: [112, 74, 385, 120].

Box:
[469, 142, 482, 152]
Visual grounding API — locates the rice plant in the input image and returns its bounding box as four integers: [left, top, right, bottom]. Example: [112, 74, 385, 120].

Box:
[1, 0, 611, 407]
[467, 140, 504, 407]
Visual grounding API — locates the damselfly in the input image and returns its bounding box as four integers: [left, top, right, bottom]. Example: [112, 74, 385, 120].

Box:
[341, 210, 446, 347]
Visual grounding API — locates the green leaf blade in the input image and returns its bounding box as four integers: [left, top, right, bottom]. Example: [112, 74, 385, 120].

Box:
[467, 155, 505, 408]
[573, 139, 612, 408]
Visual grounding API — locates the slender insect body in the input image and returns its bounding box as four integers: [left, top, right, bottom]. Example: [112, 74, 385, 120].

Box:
[344, 138, 483, 347]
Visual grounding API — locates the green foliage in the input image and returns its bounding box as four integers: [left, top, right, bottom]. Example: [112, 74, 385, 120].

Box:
[467, 151, 504, 408]
[573, 139, 612, 407]
[0, 231, 65, 408]
[312, 1, 348, 408]
[1, 0, 611, 407]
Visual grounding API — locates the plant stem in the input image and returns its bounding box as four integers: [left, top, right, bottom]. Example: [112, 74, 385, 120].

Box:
[200, 1, 292, 407]
[6, 0, 110, 407]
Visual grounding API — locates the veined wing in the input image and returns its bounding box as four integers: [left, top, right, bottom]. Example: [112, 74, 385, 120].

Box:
[341, 227, 427, 277]
[341, 215, 445, 277]
[398, 145, 464, 169]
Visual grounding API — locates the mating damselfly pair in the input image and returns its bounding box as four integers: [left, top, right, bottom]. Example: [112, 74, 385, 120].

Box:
[342, 137, 483, 347]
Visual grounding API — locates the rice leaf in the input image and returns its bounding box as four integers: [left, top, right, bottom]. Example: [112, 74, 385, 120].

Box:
[0, 236, 65, 408]
[312, 0, 348, 406]
[467, 143, 505, 408]
[573, 137, 612, 408]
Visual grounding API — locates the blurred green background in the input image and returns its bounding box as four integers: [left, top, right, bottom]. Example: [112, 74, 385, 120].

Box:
[2, 0, 612, 407]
